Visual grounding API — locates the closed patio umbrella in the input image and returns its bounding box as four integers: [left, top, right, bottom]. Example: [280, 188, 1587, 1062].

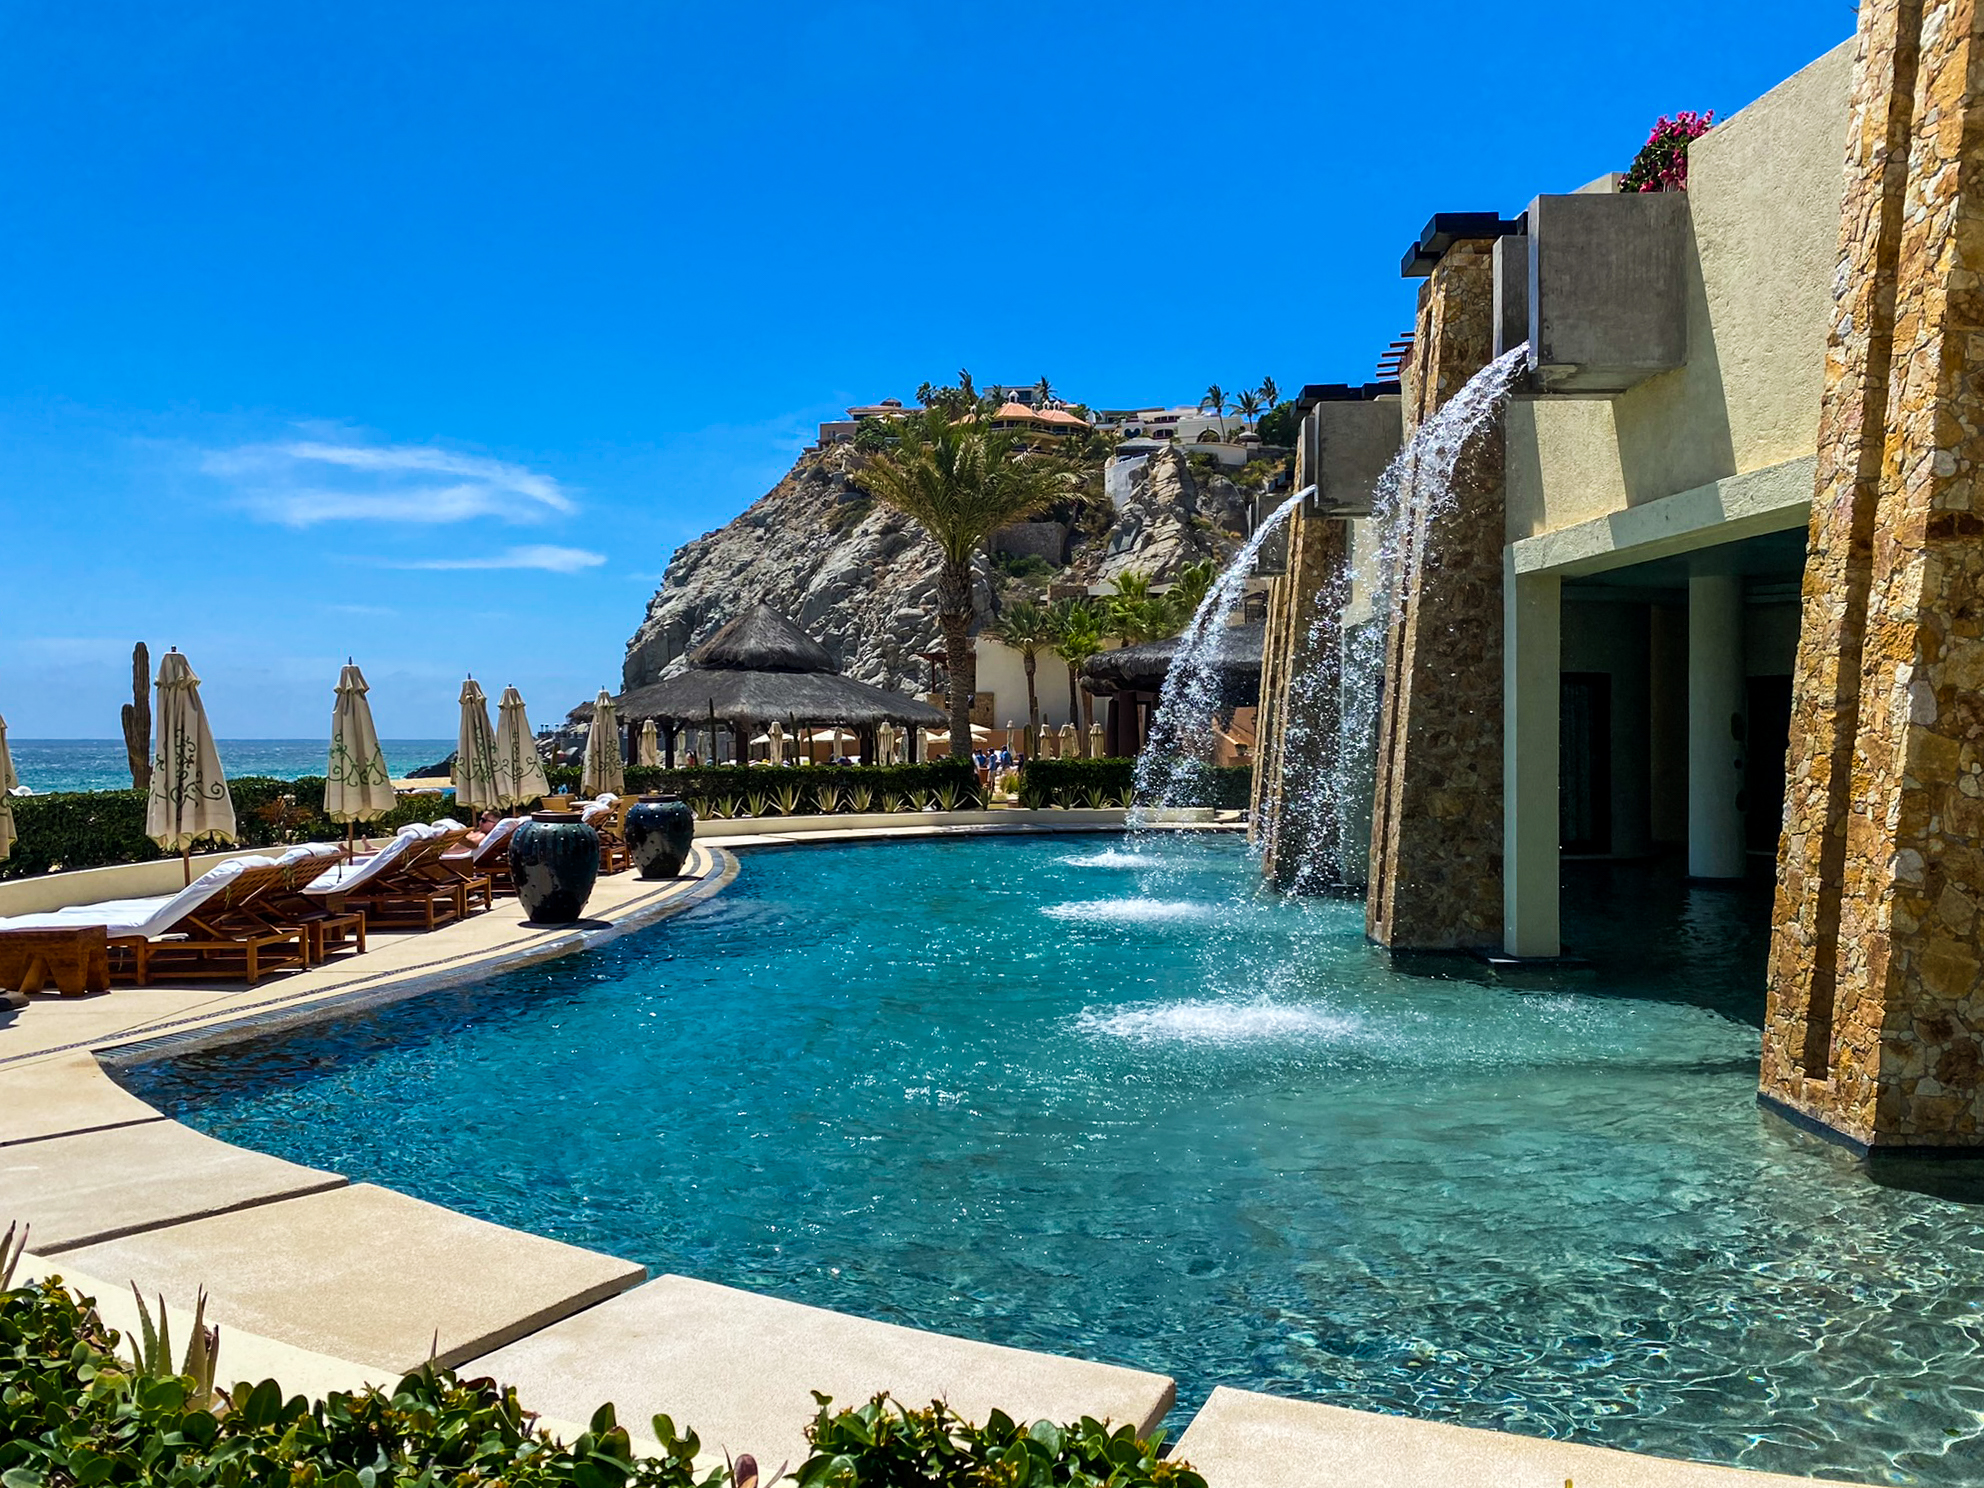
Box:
[768, 721, 785, 765]
[582, 688, 625, 796]
[495, 685, 552, 808]
[1089, 721, 1105, 756]
[1060, 722, 1079, 758]
[637, 718, 660, 768]
[0, 715, 16, 862]
[453, 677, 501, 815]
[146, 649, 236, 883]
[324, 663, 394, 850]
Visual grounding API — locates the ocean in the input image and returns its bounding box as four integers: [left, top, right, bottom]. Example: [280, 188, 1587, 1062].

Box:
[7, 739, 457, 795]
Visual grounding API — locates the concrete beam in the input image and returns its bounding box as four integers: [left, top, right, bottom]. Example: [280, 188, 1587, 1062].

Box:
[1510, 456, 1814, 578]
[0, 1120, 346, 1253]
[1528, 191, 1690, 392]
[59, 1182, 645, 1371]
[471, 1273, 1178, 1474]
[1503, 564, 1561, 956]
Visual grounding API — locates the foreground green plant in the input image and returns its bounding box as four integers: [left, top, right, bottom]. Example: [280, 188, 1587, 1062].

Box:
[0, 1276, 720, 1488]
[797, 1393, 1203, 1488]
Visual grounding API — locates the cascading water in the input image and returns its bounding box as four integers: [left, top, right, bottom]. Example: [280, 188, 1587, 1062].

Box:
[1128, 486, 1308, 821]
[1274, 344, 1530, 890]
[1132, 346, 1530, 889]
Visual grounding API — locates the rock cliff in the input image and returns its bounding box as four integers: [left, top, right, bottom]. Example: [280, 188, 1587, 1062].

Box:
[620, 441, 1267, 695]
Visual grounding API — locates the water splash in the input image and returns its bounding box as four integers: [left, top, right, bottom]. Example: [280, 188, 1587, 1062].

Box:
[1076, 997, 1362, 1046]
[1059, 849, 1164, 869]
[1266, 345, 1532, 892]
[1130, 487, 1307, 817]
[1042, 898, 1219, 925]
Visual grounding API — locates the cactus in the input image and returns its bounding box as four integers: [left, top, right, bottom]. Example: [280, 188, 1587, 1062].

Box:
[121, 641, 152, 793]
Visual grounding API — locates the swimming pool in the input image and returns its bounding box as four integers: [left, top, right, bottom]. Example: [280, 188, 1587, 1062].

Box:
[121, 833, 1984, 1484]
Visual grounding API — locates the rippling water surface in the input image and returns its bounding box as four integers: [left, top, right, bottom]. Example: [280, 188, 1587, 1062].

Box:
[120, 834, 1984, 1484]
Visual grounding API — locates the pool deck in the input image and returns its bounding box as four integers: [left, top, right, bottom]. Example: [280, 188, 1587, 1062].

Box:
[0, 814, 1866, 1485]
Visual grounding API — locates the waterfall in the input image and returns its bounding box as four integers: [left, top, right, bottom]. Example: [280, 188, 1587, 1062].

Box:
[1273, 344, 1530, 890]
[1128, 346, 1529, 879]
[1129, 487, 1307, 819]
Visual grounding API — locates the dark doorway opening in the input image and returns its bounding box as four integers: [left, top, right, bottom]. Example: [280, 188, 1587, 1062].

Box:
[1746, 674, 1793, 855]
[1561, 672, 1613, 856]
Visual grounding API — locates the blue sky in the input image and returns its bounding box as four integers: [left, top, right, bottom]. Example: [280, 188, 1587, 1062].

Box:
[0, 1, 1852, 739]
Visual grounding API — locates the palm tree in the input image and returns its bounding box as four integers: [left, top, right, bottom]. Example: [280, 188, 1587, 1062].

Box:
[1104, 570, 1169, 646]
[1048, 598, 1106, 755]
[1161, 559, 1218, 634]
[857, 410, 1061, 757]
[1034, 375, 1054, 407]
[1258, 375, 1279, 409]
[988, 598, 1054, 758]
[1199, 384, 1228, 426]
[1233, 389, 1263, 429]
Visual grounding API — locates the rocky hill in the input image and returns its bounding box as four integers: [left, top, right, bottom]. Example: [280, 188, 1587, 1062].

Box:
[619, 440, 1277, 696]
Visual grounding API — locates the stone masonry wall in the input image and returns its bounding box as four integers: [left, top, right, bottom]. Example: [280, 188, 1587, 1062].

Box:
[1367, 241, 1507, 950]
[1763, 0, 1984, 1147]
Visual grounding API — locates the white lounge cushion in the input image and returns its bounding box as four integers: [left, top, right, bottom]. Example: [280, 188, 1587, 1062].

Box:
[303, 833, 416, 896]
[0, 855, 277, 939]
[469, 817, 522, 865]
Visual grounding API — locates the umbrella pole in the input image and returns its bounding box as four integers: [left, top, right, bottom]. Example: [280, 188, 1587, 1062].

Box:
[181, 846, 191, 886]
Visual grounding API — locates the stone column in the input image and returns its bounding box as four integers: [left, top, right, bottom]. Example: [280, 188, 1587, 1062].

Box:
[1259, 509, 1354, 890]
[1763, 0, 1984, 1149]
[1687, 570, 1747, 880]
[1503, 562, 1561, 957]
[1367, 239, 1507, 950]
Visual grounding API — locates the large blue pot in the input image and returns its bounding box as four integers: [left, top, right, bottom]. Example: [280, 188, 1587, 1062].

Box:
[509, 810, 600, 924]
[625, 793, 696, 879]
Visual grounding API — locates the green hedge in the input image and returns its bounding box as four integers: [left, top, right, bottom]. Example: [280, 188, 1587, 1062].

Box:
[1016, 758, 1252, 811]
[0, 778, 465, 882]
[547, 761, 982, 816]
[1, 1273, 1199, 1488]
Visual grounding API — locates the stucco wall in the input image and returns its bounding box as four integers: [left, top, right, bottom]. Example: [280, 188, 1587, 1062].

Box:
[1507, 39, 1854, 541]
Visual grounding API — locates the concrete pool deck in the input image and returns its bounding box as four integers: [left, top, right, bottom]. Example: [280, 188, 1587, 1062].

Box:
[0, 815, 1868, 1485]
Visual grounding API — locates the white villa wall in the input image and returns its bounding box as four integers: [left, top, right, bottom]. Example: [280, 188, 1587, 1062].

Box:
[975, 636, 1078, 732]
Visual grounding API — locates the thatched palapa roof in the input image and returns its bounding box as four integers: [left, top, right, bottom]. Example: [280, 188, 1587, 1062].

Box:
[615, 603, 947, 730]
[1081, 621, 1265, 702]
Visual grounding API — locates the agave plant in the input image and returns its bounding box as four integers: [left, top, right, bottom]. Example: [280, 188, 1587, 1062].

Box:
[1019, 779, 1052, 810]
[816, 785, 844, 814]
[1083, 784, 1109, 810]
[129, 1283, 222, 1413]
[1, 1220, 27, 1289]
[931, 780, 962, 812]
[848, 784, 875, 813]
[774, 782, 805, 815]
[702, 794, 736, 820]
[881, 792, 907, 813]
[745, 791, 772, 818]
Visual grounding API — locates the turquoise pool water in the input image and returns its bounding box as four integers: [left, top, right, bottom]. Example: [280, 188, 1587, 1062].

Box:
[121, 834, 1984, 1484]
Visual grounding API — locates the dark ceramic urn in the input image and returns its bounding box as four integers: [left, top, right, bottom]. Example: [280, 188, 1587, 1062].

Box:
[509, 810, 600, 924]
[624, 793, 696, 879]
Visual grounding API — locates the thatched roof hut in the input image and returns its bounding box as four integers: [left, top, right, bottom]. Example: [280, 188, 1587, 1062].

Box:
[614, 604, 946, 732]
[1081, 621, 1265, 703]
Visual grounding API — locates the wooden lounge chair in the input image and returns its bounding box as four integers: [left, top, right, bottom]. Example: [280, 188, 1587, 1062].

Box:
[439, 815, 523, 897]
[305, 823, 485, 930]
[247, 844, 367, 966]
[0, 856, 309, 987]
[582, 797, 632, 874]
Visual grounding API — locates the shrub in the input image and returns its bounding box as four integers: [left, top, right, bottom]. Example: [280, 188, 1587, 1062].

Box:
[0, 1275, 716, 1488]
[551, 762, 980, 816]
[1018, 757, 1253, 811]
[796, 1393, 1204, 1488]
[1621, 111, 1714, 193]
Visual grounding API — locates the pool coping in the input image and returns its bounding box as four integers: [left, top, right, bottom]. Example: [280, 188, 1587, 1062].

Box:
[0, 818, 1871, 1486]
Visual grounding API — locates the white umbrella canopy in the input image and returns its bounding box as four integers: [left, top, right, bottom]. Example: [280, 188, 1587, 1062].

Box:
[582, 689, 625, 797]
[494, 686, 552, 808]
[453, 678, 502, 814]
[146, 649, 236, 877]
[325, 663, 394, 825]
[637, 718, 660, 769]
[0, 714, 17, 862]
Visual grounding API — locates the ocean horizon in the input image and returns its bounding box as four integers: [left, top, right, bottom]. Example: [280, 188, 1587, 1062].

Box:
[8, 738, 457, 795]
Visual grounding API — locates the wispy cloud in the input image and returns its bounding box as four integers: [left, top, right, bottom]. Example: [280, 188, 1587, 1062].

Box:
[390, 545, 607, 574]
[324, 602, 397, 617]
[205, 436, 573, 527]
